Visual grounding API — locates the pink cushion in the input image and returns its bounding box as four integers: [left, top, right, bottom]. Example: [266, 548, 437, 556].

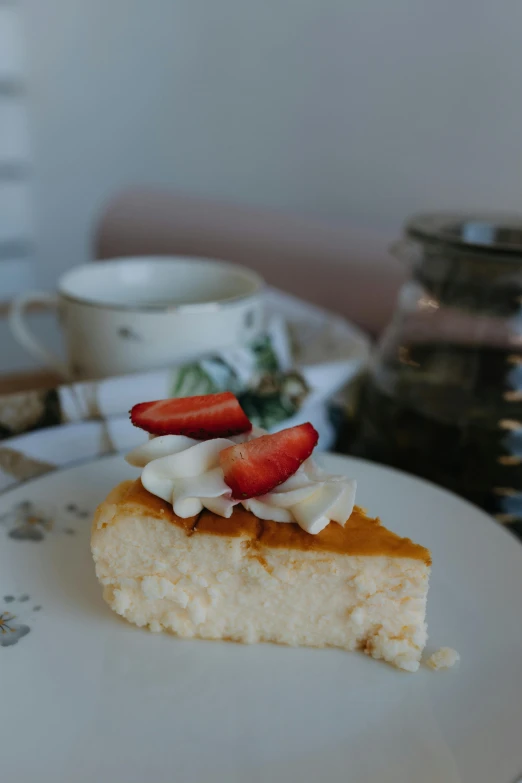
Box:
[95, 188, 405, 335]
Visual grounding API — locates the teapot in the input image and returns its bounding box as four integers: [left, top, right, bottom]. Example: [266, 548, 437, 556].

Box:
[352, 212, 522, 535]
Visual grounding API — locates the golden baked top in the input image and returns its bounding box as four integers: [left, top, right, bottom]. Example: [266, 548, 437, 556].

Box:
[98, 480, 431, 565]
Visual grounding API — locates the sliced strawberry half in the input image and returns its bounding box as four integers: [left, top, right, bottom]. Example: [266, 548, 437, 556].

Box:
[219, 422, 319, 499]
[130, 392, 252, 439]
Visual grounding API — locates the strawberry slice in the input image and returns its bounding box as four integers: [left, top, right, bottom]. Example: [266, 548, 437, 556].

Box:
[219, 422, 319, 499]
[130, 392, 252, 439]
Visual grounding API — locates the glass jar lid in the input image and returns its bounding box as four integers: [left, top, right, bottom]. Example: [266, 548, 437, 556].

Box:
[405, 212, 522, 260]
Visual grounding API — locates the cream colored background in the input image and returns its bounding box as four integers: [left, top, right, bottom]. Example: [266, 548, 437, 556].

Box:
[3, 1, 522, 371]
[21, 0, 522, 288]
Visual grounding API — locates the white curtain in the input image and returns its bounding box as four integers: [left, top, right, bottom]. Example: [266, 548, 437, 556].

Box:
[0, 2, 33, 300]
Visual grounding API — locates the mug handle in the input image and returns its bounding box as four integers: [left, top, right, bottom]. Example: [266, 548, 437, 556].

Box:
[8, 292, 70, 378]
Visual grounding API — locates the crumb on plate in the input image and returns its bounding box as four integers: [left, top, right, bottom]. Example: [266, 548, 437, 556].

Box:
[427, 647, 460, 670]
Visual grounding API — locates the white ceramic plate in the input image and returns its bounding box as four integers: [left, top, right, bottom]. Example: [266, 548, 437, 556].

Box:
[1, 453, 522, 783]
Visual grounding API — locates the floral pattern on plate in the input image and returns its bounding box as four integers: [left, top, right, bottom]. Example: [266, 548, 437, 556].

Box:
[0, 501, 53, 541]
[0, 612, 30, 647]
[0, 595, 41, 648]
[0, 500, 92, 541]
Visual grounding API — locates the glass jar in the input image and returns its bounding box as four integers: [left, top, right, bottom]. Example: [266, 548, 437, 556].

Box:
[351, 212, 522, 536]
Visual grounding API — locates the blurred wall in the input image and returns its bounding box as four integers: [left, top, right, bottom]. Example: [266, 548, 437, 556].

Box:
[0, 3, 34, 297]
[22, 0, 522, 287]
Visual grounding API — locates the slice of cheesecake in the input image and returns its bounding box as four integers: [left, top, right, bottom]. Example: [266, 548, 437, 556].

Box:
[92, 479, 431, 672]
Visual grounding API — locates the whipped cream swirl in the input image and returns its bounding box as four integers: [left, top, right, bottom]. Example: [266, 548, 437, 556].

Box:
[125, 431, 356, 535]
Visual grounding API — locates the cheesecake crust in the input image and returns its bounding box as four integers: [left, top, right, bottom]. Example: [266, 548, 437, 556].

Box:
[95, 480, 431, 565]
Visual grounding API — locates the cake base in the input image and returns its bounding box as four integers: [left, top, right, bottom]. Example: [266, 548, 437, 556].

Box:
[92, 481, 431, 672]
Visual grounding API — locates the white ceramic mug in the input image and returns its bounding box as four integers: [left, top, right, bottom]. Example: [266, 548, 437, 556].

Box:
[9, 257, 264, 380]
